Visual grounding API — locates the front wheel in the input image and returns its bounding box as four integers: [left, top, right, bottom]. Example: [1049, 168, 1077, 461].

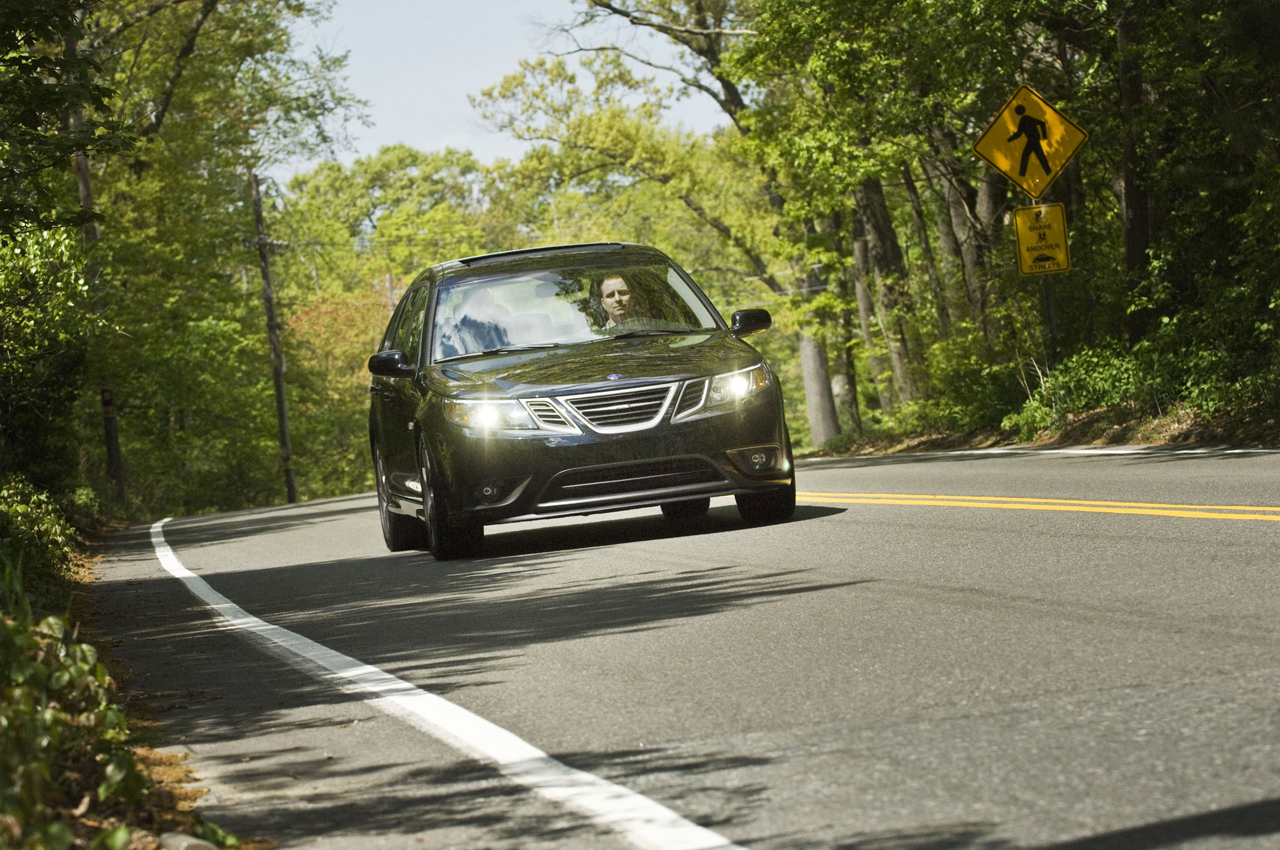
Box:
[420, 445, 484, 560]
[735, 476, 796, 525]
[735, 429, 796, 525]
[375, 447, 428, 551]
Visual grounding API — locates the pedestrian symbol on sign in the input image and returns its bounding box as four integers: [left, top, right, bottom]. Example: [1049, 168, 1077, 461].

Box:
[1008, 105, 1050, 177]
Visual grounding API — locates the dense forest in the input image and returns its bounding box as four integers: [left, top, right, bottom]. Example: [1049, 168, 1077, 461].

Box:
[4, 0, 1280, 520]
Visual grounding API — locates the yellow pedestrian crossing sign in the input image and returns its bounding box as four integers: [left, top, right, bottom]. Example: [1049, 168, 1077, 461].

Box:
[1013, 203, 1071, 275]
[973, 86, 1088, 199]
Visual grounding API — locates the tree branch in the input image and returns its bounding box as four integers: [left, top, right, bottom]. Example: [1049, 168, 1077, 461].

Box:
[138, 0, 218, 138]
[584, 1, 756, 37]
[86, 0, 197, 52]
[553, 43, 742, 131]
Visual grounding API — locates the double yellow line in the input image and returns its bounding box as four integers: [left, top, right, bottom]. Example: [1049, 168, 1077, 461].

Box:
[796, 491, 1280, 522]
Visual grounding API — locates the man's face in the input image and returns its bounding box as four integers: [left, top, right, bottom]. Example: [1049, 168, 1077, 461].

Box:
[601, 276, 631, 325]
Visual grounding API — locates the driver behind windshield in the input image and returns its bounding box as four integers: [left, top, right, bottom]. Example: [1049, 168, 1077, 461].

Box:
[600, 273, 634, 327]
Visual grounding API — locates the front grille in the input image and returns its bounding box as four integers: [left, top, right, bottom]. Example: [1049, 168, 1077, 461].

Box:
[524, 399, 577, 433]
[560, 383, 676, 432]
[540, 457, 725, 505]
[673, 379, 707, 419]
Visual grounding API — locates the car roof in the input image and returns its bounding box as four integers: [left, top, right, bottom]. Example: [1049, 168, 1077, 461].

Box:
[426, 242, 672, 285]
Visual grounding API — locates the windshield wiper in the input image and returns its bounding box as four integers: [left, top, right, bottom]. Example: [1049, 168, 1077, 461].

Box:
[609, 329, 704, 339]
[435, 343, 559, 363]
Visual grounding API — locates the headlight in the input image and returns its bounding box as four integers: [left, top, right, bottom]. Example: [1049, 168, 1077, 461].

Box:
[442, 399, 538, 430]
[706, 364, 772, 409]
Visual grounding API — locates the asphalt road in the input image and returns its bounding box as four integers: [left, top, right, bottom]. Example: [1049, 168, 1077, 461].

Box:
[93, 447, 1280, 849]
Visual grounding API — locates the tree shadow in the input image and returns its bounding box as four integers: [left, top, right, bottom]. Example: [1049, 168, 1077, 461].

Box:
[92, 493, 377, 561]
[199, 753, 609, 846]
[482, 503, 845, 559]
[199, 742, 774, 845]
[783, 795, 1280, 850]
[1037, 795, 1280, 849]
[95, 506, 871, 750]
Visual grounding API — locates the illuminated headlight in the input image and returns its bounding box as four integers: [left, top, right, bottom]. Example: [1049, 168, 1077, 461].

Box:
[707, 364, 772, 408]
[442, 399, 537, 430]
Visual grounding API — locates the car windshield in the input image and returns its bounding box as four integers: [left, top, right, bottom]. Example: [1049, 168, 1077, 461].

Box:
[431, 259, 719, 362]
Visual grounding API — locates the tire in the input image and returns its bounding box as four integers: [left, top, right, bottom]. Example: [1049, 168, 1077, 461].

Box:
[420, 442, 484, 560]
[661, 497, 710, 521]
[735, 476, 796, 525]
[375, 447, 428, 551]
[735, 430, 796, 525]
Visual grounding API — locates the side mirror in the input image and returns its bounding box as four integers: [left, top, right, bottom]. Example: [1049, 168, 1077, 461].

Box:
[730, 309, 772, 338]
[368, 350, 415, 378]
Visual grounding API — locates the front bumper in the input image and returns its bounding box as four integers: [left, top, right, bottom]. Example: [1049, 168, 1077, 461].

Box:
[418, 391, 789, 526]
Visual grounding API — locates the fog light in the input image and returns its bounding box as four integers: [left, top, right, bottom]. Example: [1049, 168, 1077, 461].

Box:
[727, 445, 781, 474]
[473, 476, 530, 506]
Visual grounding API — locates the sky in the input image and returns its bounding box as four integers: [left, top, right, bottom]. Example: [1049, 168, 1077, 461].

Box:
[287, 1, 724, 178]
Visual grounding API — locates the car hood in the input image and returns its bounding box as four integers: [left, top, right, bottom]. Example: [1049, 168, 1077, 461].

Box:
[424, 332, 762, 397]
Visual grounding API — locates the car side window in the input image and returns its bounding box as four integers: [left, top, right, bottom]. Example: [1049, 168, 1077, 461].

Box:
[393, 287, 430, 365]
[381, 295, 410, 352]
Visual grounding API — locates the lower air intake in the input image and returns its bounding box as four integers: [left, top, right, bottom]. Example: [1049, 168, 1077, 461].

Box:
[540, 457, 725, 505]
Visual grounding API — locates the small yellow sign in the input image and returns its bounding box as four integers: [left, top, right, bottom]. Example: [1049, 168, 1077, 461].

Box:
[1013, 203, 1070, 275]
[973, 85, 1088, 199]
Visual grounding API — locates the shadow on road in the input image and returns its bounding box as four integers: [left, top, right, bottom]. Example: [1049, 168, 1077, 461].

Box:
[482, 503, 845, 559]
[94, 503, 868, 753]
[203, 754, 610, 846]
[1040, 794, 1280, 849]
[769, 794, 1280, 849]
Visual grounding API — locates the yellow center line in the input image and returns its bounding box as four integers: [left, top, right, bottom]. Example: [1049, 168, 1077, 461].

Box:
[796, 492, 1280, 522]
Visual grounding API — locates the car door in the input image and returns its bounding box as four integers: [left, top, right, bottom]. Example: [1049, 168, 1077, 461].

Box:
[370, 292, 410, 477]
[380, 284, 430, 498]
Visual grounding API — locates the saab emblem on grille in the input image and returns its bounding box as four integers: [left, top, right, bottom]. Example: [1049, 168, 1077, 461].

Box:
[607, 373, 622, 380]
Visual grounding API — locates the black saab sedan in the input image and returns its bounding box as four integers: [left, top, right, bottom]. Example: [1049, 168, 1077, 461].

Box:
[368, 242, 794, 559]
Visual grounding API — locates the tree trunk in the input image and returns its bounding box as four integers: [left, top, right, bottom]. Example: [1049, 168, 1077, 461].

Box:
[835, 314, 862, 438]
[66, 30, 126, 503]
[250, 170, 298, 504]
[820, 211, 863, 437]
[902, 163, 950, 338]
[854, 180, 922, 402]
[1117, 10, 1152, 345]
[799, 335, 840, 447]
[923, 134, 992, 338]
[976, 169, 1008, 259]
[850, 229, 896, 414]
[918, 158, 969, 324]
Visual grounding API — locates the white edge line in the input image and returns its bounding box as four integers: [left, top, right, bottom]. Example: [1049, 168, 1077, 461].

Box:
[148, 518, 743, 850]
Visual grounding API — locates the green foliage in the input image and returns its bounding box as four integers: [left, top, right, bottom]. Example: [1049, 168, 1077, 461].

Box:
[0, 477, 77, 618]
[0, 614, 144, 849]
[0, 232, 96, 493]
[0, 0, 130, 232]
[0, 476, 143, 850]
[1001, 346, 1167, 440]
[10, 0, 1279, 522]
[66, 0, 367, 516]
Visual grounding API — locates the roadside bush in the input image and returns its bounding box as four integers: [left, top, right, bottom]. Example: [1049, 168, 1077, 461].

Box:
[1001, 346, 1169, 440]
[0, 616, 142, 850]
[0, 477, 77, 617]
[0, 476, 143, 849]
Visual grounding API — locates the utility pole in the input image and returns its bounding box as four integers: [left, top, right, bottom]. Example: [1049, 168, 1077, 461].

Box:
[249, 170, 298, 503]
